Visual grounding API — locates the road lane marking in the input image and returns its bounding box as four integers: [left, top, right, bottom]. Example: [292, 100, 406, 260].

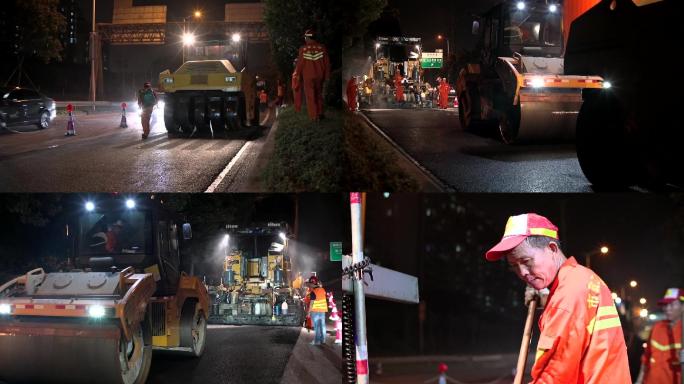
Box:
[204, 141, 251, 193]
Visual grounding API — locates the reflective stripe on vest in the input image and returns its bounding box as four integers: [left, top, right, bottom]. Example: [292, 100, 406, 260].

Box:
[303, 51, 325, 61]
[651, 339, 682, 351]
[311, 288, 327, 312]
[587, 305, 621, 334]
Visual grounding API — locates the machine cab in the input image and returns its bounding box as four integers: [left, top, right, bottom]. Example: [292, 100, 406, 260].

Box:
[475, 0, 564, 67]
[73, 197, 189, 295]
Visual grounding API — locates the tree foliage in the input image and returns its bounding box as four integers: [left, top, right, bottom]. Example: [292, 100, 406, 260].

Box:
[263, 0, 344, 79]
[12, 0, 67, 63]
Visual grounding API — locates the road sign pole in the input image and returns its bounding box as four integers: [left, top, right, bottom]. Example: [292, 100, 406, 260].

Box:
[350, 192, 369, 384]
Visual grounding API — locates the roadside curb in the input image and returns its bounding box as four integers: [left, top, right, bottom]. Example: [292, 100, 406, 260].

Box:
[240, 106, 279, 191]
[280, 328, 342, 384]
[356, 112, 451, 192]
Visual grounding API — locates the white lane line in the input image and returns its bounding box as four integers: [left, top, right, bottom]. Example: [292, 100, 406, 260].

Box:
[204, 141, 252, 193]
[261, 107, 271, 126]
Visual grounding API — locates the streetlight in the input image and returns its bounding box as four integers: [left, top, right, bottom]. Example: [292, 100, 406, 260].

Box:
[630, 280, 638, 288]
[639, 298, 647, 305]
[182, 10, 202, 63]
[585, 245, 609, 270]
[231, 33, 242, 43]
[437, 34, 450, 57]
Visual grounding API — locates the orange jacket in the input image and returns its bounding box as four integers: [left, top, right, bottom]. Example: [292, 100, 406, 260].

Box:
[309, 287, 328, 313]
[295, 40, 330, 81]
[531, 257, 631, 384]
[641, 319, 682, 384]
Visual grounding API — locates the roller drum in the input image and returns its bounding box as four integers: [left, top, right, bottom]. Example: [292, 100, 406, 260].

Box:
[510, 90, 583, 143]
[0, 319, 150, 384]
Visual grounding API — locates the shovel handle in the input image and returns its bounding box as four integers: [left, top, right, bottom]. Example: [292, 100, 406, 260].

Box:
[514, 299, 537, 384]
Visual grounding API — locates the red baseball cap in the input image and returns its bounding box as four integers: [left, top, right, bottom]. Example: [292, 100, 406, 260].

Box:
[657, 288, 684, 305]
[485, 213, 559, 261]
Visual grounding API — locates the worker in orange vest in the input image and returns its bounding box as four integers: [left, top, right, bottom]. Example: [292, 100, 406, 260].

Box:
[346, 76, 358, 112]
[259, 89, 268, 112]
[394, 72, 404, 104]
[438, 78, 450, 109]
[636, 288, 683, 384]
[308, 275, 328, 345]
[486, 213, 631, 383]
[295, 29, 330, 121]
[291, 64, 302, 112]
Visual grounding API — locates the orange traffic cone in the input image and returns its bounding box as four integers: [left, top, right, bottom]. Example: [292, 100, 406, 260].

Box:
[329, 304, 342, 344]
[65, 104, 76, 136]
[119, 102, 128, 128]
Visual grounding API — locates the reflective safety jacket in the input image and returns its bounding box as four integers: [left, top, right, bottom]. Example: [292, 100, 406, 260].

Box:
[641, 319, 682, 384]
[309, 287, 328, 313]
[295, 40, 330, 81]
[531, 257, 631, 383]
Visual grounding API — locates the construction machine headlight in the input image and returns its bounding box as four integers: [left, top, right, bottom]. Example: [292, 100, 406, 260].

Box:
[0, 304, 11, 315]
[225, 76, 236, 83]
[125, 198, 136, 209]
[516, 1, 526, 10]
[602, 81, 612, 89]
[530, 77, 545, 88]
[549, 4, 558, 13]
[88, 305, 106, 318]
[85, 201, 95, 212]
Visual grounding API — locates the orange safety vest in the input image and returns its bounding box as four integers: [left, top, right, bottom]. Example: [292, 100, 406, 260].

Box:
[295, 40, 330, 80]
[531, 257, 631, 383]
[310, 287, 328, 313]
[641, 319, 682, 384]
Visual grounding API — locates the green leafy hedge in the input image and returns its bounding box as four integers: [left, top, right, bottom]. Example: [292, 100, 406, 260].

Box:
[263, 106, 418, 191]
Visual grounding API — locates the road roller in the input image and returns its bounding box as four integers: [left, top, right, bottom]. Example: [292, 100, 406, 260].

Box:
[159, 59, 259, 138]
[207, 223, 305, 326]
[565, 0, 681, 188]
[456, 0, 605, 143]
[0, 197, 209, 384]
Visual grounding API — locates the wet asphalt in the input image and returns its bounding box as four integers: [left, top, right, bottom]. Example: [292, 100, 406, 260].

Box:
[148, 325, 300, 384]
[0, 109, 272, 193]
[362, 108, 595, 193]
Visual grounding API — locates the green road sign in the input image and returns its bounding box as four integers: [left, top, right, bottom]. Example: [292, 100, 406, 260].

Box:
[420, 58, 443, 68]
[330, 241, 342, 262]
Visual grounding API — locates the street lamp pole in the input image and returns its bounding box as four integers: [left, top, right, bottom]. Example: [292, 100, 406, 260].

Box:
[89, 0, 97, 110]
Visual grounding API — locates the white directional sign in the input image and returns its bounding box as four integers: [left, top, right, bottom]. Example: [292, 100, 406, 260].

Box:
[342, 256, 419, 304]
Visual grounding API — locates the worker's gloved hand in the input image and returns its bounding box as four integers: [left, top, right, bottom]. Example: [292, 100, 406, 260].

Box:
[524, 286, 550, 309]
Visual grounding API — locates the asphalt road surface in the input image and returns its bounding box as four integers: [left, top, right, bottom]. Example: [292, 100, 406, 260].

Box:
[0, 107, 274, 192]
[149, 325, 301, 384]
[362, 107, 595, 192]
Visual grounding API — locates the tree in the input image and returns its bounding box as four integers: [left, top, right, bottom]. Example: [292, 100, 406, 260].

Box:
[5, 0, 66, 86]
[263, 0, 346, 105]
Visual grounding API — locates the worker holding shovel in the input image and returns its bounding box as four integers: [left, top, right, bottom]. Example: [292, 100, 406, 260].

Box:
[485, 213, 631, 383]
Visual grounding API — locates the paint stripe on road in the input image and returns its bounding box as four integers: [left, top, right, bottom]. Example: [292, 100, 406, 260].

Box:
[204, 141, 252, 193]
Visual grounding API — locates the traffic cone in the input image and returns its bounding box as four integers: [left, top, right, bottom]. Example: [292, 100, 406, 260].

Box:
[119, 102, 128, 128]
[329, 304, 342, 344]
[437, 363, 449, 384]
[65, 104, 76, 136]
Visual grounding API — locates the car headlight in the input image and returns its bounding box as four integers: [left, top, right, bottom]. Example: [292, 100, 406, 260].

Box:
[163, 77, 174, 84]
[225, 76, 236, 83]
[88, 305, 106, 318]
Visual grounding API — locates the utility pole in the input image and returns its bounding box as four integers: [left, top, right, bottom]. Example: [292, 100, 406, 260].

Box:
[89, 0, 97, 110]
[350, 192, 369, 384]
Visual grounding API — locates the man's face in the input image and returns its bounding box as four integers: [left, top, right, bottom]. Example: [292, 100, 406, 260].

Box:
[505, 240, 560, 290]
[664, 300, 682, 322]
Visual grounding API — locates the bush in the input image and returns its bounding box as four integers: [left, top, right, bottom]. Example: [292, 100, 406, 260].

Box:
[263, 107, 418, 191]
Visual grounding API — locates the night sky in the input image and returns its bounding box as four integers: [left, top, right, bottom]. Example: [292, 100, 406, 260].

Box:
[384, 0, 501, 53]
